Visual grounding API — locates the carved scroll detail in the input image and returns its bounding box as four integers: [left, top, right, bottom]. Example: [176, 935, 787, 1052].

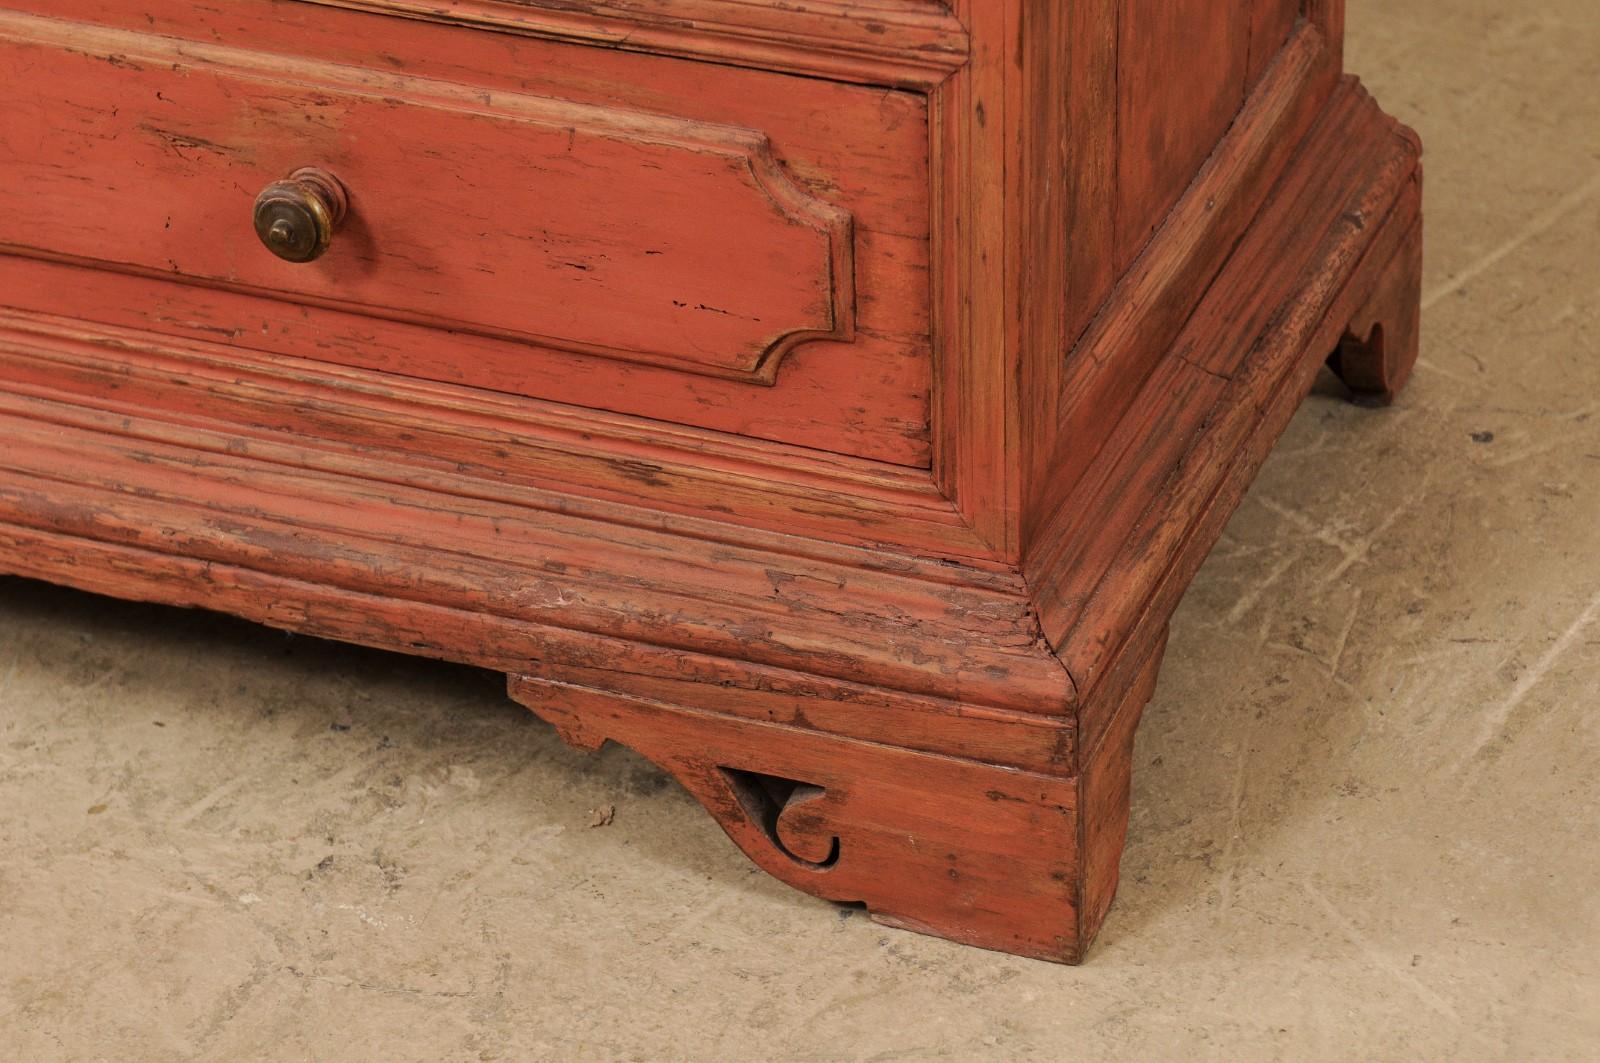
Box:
[719, 768, 841, 870]
[507, 672, 1087, 963]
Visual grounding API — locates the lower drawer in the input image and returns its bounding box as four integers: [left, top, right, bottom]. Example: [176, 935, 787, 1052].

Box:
[0, 3, 933, 465]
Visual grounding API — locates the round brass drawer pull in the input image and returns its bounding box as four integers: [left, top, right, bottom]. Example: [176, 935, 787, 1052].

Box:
[253, 167, 348, 263]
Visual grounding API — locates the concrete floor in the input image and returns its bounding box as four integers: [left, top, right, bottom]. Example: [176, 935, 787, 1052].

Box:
[3, 1, 1598, 1059]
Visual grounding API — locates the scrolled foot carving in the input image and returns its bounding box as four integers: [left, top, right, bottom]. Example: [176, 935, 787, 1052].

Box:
[1328, 215, 1423, 406]
[719, 768, 841, 870]
[507, 672, 1088, 962]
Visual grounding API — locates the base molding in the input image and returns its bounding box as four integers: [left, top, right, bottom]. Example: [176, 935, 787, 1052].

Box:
[1029, 77, 1423, 715]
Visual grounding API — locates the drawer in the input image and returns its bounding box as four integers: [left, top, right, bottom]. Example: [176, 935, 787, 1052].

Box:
[0, 4, 934, 465]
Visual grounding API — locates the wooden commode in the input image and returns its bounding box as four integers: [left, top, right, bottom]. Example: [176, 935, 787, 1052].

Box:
[0, 0, 1422, 962]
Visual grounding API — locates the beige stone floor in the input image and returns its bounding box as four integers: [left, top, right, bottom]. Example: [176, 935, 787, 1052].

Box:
[3, 1, 1598, 1059]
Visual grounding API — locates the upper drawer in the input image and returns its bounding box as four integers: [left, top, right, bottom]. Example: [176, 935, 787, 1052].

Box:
[0, 4, 933, 465]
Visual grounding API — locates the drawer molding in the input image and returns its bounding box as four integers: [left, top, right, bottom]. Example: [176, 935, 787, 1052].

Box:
[0, 308, 984, 559]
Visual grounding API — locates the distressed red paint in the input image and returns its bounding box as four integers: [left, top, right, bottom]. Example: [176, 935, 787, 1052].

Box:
[0, 0, 1421, 962]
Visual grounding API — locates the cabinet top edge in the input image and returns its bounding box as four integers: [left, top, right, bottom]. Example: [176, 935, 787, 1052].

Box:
[298, 0, 970, 88]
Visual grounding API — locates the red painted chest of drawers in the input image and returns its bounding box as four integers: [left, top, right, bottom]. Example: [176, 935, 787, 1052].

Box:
[0, 0, 1421, 961]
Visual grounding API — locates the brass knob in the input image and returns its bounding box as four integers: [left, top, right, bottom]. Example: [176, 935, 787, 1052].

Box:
[253, 167, 348, 263]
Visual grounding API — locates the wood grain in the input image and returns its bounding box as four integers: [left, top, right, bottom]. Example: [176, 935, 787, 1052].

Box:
[1114, 0, 1254, 270]
[308, 0, 971, 88]
[0, 13, 857, 384]
[0, 392, 1073, 717]
[510, 673, 1086, 962]
[1033, 81, 1424, 726]
[1250, 0, 1303, 87]
[0, 309, 987, 557]
[0, 1, 935, 466]
[1330, 215, 1425, 404]
[1024, 22, 1336, 550]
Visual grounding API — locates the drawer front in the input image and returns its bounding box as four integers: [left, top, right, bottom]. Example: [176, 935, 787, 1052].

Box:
[0, 5, 932, 465]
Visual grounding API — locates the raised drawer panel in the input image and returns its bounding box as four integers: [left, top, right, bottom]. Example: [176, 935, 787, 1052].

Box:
[1, 16, 852, 383]
[0, 3, 935, 465]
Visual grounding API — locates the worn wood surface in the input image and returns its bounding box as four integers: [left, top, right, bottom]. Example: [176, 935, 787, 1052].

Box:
[1, 13, 858, 384]
[309, 0, 971, 88]
[0, 2, 934, 466]
[1022, 21, 1340, 550]
[1114, 0, 1253, 270]
[1331, 216, 1425, 404]
[0, 310, 989, 558]
[0, 390, 1071, 720]
[0, 0, 1421, 962]
[510, 673, 1087, 962]
[1033, 83, 1424, 750]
